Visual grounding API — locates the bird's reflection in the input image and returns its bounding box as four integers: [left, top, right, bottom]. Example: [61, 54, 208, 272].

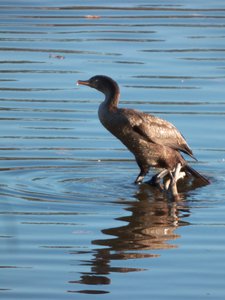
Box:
[68, 181, 196, 294]
[95, 186, 189, 252]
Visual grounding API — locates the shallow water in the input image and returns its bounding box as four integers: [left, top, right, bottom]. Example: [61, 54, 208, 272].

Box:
[0, 1, 225, 299]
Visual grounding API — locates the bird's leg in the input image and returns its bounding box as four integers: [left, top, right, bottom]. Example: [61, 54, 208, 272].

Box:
[135, 172, 146, 184]
[135, 166, 149, 184]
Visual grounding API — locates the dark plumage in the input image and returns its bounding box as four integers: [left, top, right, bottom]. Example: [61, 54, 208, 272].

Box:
[77, 75, 209, 186]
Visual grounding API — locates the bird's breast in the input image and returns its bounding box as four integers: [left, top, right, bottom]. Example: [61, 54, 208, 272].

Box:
[98, 104, 122, 133]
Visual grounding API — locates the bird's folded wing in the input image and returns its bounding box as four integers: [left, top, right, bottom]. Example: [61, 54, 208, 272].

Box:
[121, 108, 196, 159]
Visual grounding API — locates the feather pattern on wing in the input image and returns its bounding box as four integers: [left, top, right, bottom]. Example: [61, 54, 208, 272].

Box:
[119, 108, 196, 160]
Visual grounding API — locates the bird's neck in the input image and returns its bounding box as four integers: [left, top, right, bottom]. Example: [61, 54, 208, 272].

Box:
[103, 87, 120, 110]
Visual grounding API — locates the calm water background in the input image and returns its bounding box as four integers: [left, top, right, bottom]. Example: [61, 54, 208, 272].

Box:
[0, 0, 225, 299]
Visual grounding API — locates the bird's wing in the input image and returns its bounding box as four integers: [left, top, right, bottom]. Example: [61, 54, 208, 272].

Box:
[120, 108, 196, 159]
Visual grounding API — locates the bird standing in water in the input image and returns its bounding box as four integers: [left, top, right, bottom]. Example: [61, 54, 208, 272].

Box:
[77, 75, 209, 192]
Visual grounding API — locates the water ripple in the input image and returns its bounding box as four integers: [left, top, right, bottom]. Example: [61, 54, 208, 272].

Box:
[0, 1, 225, 299]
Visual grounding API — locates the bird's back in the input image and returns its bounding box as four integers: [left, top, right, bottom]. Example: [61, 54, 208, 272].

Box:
[99, 104, 194, 160]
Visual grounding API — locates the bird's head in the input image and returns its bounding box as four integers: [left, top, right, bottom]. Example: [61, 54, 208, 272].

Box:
[77, 75, 119, 95]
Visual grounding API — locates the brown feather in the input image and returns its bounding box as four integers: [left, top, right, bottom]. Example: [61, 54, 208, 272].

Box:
[78, 75, 208, 185]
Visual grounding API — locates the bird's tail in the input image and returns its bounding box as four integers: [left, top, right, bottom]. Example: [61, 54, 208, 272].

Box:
[184, 165, 210, 185]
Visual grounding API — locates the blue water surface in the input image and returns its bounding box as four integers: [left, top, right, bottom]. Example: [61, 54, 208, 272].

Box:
[0, 1, 225, 299]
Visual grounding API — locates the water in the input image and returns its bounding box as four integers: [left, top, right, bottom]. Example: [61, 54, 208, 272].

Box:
[0, 1, 225, 299]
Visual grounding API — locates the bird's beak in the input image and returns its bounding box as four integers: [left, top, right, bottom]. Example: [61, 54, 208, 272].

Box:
[76, 79, 90, 86]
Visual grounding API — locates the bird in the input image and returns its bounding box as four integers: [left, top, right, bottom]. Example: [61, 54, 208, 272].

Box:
[77, 75, 209, 189]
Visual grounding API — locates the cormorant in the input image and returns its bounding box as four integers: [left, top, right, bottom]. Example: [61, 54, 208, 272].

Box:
[77, 75, 209, 189]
